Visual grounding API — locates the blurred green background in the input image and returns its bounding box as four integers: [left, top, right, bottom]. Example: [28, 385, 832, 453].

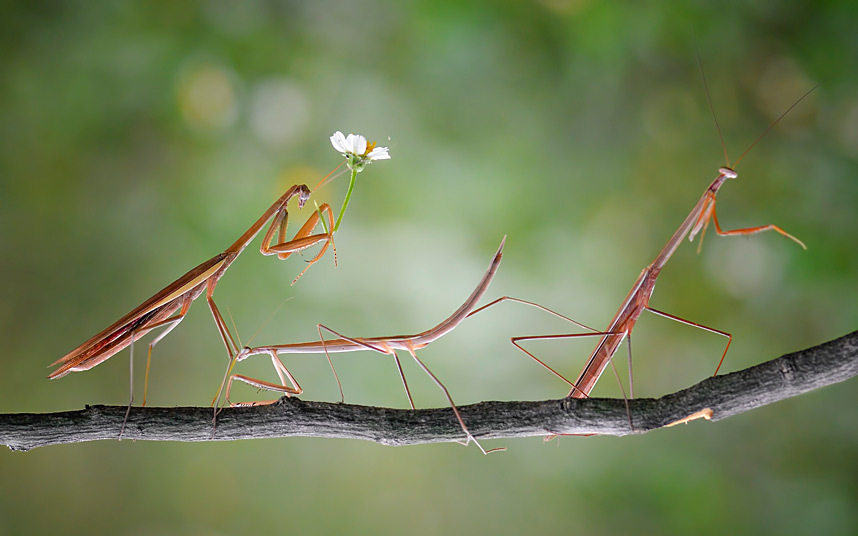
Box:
[1, 1, 856, 534]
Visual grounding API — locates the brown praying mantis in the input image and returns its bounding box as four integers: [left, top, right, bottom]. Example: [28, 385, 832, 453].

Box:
[471, 73, 814, 410]
[49, 183, 314, 434]
[50, 131, 390, 435]
[218, 237, 507, 454]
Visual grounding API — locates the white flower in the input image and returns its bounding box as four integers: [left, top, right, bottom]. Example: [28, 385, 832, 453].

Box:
[330, 131, 390, 171]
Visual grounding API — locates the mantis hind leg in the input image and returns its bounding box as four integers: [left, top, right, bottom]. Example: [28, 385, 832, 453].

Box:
[391, 352, 414, 410]
[467, 295, 634, 433]
[315, 323, 391, 404]
[120, 330, 136, 440]
[402, 343, 503, 455]
[141, 311, 190, 407]
[466, 295, 609, 395]
[315, 322, 416, 409]
[644, 306, 732, 376]
[120, 301, 191, 439]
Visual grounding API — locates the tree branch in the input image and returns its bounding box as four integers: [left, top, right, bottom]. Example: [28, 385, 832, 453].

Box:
[2, 330, 856, 451]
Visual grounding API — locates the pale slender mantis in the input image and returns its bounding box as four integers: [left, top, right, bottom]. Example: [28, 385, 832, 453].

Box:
[220, 237, 507, 454]
[472, 77, 814, 407]
[51, 131, 390, 434]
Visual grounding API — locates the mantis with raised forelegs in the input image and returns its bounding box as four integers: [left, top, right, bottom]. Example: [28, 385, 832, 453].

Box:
[282, 131, 391, 285]
[49, 183, 313, 434]
[50, 131, 389, 435]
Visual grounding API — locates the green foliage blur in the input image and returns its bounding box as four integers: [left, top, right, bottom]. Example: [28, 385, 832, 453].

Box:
[1, 1, 856, 535]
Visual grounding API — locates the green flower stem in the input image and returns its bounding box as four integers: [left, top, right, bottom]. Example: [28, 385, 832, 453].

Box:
[333, 167, 358, 232]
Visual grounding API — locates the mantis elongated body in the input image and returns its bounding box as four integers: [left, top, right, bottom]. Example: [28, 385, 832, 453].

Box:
[222, 238, 507, 454]
[473, 81, 814, 404]
[564, 162, 805, 399]
[49, 183, 334, 432]
[52, 131, 389, 435]
[562, 82, 814, 400]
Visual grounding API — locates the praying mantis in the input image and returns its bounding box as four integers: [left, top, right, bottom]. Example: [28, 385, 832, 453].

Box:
[50, 131, 389, 434]
[473, 75, 814, 407]
[219, 237, 507, 455]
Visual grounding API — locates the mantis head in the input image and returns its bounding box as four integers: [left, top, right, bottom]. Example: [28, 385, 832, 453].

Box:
[718, 167, 738, 180]
[297, 185, 312, 208]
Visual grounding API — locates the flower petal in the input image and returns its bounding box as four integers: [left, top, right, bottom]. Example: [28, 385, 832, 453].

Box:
[366, 146, 390, 160]
[330, 131, 348, 153]
[341, 133, 355, 154]
[353, 134, 368, 156]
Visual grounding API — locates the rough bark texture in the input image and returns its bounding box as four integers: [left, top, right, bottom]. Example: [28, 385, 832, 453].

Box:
[2, 330, 855, 451]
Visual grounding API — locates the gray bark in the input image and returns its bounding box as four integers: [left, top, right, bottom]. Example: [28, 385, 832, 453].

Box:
[2, 330, 856, 452]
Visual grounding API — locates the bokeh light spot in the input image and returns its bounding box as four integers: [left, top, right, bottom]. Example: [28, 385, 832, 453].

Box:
[176, 60, 239, 132]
